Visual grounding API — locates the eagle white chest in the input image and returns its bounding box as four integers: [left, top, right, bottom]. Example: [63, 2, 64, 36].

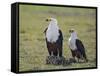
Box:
[46, 21, 59, 43]
[68, 32, 78, 50]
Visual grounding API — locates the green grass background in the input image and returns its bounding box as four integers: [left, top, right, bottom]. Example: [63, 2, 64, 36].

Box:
[19, 5, 96, 72]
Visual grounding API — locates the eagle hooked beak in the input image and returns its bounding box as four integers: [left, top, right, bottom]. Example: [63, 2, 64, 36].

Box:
[46, 18, 51, 22]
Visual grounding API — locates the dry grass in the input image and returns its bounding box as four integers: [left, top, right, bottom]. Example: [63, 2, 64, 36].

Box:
[19, 5, 96, 72]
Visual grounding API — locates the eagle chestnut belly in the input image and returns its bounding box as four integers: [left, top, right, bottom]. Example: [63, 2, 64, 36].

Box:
[44, 18, 63, 57]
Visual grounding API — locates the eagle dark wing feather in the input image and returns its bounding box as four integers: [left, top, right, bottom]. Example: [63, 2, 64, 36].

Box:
[56, 29, 63, 57]
[58, 30, 63, 40]
[44, 27, 48, 34]
[56, 30, 63, 44]
[76, 39, 87, 59]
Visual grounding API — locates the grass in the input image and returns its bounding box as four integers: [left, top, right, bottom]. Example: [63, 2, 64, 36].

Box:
[19, 5, 96, 72]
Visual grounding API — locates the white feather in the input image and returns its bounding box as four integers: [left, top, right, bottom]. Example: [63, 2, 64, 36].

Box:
[68, 32, 78, 50]
[46, 18, 59, 43]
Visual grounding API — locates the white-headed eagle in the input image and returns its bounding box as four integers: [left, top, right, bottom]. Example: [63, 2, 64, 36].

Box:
[44, 18, 63, 57]
[68, 29, 88, 62]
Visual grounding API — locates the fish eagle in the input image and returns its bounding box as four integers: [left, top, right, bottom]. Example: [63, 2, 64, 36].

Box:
[68, 29, 88, 62]
[44, 18, 63, 57]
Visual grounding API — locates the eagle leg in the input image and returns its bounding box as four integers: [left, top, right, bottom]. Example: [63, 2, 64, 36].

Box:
[71, 50, 76, 61]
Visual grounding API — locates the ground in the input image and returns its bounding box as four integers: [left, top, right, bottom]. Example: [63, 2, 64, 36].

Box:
[19, 4, 96, 72]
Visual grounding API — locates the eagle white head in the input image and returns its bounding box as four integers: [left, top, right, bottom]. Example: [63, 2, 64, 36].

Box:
[69, 29, 78, 39]
[46, 18, 58, 25]
[68, 29, 78, 50]
[46, 18, 59, 43]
